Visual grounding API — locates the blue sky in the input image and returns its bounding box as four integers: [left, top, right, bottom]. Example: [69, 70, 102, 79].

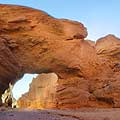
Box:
[0, 0, 120, 40]
[0, 0, 120, 99]
[12, 74, 38, 100]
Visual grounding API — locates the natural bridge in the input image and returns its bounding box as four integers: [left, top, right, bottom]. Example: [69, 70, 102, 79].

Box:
[0, 4, 120, 109]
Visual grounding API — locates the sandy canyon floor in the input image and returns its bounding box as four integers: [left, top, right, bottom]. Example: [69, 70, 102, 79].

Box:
[0, 108, 120, 120]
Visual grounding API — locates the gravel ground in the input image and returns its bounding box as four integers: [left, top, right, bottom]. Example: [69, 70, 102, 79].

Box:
[0, 108, 120, 120]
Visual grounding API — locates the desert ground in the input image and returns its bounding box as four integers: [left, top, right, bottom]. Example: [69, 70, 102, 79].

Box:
[1, 108, 120, 120]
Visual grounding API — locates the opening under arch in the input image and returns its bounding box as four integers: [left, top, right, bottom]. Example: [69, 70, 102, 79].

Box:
[12, 74, 38, 100]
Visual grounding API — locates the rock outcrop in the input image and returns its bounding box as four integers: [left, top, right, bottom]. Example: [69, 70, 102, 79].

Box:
[18, 73, 58, 109]
[0, 4, 120, 109]
[18, 34, 120, 109]
[0, 4, 87, 104]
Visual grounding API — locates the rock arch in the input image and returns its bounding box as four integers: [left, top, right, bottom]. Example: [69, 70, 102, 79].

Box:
[0, 4, 89, 97]
[0, 4, 120, 108]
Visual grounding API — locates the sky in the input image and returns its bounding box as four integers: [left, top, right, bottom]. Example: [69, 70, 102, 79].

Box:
[0, 0, 120, 99]
[12, 74, 38, 100]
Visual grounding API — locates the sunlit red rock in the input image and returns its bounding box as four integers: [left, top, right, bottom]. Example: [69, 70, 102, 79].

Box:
[0, 4, 87, 104]
[0, 4, 120, 109]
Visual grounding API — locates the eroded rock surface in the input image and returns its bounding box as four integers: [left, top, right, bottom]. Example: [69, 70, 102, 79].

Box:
[18, 73, 58, 109]
[0, 4, 120, 108]
[0, 4, 87, 104]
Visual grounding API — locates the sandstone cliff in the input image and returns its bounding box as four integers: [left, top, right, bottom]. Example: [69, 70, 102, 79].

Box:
[18, 34, 120, 109]
[18, 73, 58, 109]
[0, 4, 120, 109]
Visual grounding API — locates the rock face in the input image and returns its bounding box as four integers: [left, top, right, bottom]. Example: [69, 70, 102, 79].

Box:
[0, 4, 87, 104]
[18, 73, 58, 109]
[0, 4, 120, 109]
